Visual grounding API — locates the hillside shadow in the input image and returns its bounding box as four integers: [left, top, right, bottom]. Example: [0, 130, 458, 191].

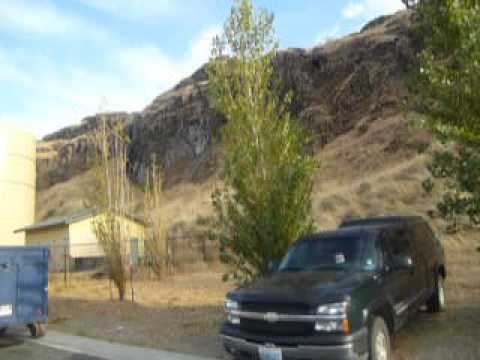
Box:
[394, 304, 480, 360]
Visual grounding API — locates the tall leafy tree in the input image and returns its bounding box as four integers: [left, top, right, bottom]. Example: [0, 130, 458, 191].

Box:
[208, 0, 317, 283]
[410, 1, 480, 229]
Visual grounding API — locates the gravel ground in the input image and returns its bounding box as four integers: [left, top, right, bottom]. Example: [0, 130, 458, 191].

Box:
[393, 304, 480, 360]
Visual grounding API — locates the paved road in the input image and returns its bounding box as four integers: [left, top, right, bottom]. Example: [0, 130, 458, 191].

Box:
[0, 332, 101, 360]
[0, 328, 214, 360]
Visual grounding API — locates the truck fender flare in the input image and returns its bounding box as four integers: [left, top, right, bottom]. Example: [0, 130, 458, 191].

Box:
[367, 299, 396, 334]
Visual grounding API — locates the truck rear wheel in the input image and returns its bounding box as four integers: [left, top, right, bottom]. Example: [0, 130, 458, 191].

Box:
[27, 322, 47, 338]
[369, 317, 391, 360]
[426, 274, 446, 313]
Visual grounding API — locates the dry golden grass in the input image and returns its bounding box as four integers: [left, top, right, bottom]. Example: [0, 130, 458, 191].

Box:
[49, 269, 233, 357]
[50, 268, 231, 308]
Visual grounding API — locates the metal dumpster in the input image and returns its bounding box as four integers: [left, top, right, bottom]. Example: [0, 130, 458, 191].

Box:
[0, 246, 49, 337]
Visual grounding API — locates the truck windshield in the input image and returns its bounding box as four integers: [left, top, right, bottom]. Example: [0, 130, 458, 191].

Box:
[278, 235, 380, 272]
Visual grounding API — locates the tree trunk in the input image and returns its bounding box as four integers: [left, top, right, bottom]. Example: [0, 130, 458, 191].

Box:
[112, 274, 126, 301]
[117, 283, 125, 301]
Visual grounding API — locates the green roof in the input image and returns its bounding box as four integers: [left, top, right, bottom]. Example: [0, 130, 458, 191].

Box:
[15, 209, 144, 233]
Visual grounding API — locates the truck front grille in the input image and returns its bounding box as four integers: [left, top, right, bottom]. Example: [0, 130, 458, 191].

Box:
[240, 318, 314, 336]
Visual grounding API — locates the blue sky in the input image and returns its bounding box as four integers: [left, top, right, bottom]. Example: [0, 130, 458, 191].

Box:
[0, 0, 405, 138]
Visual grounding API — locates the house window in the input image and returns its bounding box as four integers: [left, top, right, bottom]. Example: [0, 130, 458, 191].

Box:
[130, 238, 139, 266]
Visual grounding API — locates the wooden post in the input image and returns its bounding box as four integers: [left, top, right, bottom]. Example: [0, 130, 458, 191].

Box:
[130, 265, 134, 303]
[202, 236, 207, 263]
[172, 236, 176, 270]
[64, 245, 67, 285]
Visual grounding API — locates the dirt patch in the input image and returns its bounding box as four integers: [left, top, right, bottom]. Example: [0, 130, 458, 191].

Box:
[49, 270, 232, 358]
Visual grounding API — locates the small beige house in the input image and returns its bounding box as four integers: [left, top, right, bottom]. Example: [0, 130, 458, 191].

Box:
[15, 210, 145, 272]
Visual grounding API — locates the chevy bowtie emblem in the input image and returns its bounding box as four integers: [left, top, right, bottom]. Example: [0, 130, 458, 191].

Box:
[264, 312, 280, 323]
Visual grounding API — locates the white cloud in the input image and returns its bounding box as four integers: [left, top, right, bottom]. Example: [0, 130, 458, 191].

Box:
[0, 0, 106, 39]
[343, 3, 365, 19]
[0, 50, 33, 87]
[0, 26, 221, 138]
[78, 0, 178, 20]
[342, 0, 404, 20]
[0, 0, 222, 138]
[2, 107, 79, 140]
[315, 25, 341, 45]
[189, 27, 219, 65]
[117, 47, 181, 90]
[117, 25, 221, 96]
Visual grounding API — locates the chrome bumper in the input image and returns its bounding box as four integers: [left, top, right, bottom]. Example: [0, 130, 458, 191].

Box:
[221, 334, 368, 360]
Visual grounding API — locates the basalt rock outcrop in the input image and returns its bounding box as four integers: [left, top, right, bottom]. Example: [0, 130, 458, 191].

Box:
[37, 10, 416, 192]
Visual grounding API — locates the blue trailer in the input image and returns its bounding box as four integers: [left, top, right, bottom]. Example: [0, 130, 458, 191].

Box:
[0, 246, 49, 338]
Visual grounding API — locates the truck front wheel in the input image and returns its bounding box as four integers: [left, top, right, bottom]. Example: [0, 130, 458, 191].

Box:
[369, 317, 392, 360]
[27, 322, 47, 338]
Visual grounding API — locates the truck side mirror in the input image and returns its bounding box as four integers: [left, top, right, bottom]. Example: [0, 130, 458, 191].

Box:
[268, 259, 281, 273]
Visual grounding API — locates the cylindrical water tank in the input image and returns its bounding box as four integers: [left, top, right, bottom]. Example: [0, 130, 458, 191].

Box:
[0, 125, 36, 246]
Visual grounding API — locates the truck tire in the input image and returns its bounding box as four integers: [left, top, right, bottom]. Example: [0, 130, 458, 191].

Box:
[27, 322, 47, 338]
[0, 327, 7, 336]
[369, 317, 391, 360]
[426, 274, 446, 313]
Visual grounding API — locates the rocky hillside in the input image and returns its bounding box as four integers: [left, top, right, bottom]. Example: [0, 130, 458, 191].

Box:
[36, 10, 428, 221]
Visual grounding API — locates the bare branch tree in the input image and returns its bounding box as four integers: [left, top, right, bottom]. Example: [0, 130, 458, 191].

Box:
[143, 157, 169, 277]
[89, 116, 133, 301]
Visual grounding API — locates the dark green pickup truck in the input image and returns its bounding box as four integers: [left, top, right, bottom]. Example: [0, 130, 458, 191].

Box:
[221, 216, 446, 360]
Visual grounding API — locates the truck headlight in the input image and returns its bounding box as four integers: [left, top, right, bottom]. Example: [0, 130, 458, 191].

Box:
[225, 299, 240, 325]
[225, 299, 239, 312]
[316, 302, 348, 316]
[315, 302, 350, 333]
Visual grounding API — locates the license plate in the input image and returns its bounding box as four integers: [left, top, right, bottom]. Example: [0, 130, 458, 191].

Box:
[259, 346, 282, 360]
[0, 305, 12, 317]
